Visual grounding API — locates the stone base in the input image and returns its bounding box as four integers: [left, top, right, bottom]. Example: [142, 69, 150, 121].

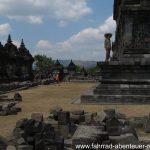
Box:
[81, 60, 150, 104]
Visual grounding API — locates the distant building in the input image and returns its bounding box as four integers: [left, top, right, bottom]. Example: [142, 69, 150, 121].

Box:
[67, 60, 77, 76]
[0, 35, 34, 82]
[51, 59, 64, 81]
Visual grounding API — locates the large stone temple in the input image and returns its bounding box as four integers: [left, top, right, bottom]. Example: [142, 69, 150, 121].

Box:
[81, 0, 150, 103]
[0, 35, 34, 82]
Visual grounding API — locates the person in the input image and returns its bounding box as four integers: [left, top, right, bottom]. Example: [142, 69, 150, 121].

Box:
[104, 33, 112, 61]
[55, 73, 60, 85]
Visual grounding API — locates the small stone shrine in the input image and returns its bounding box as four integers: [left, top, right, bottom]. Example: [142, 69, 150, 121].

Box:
[51, 59, 64, 81]
[81, 0, 150, 103]
[0, 35, 34, 82]
[67, 60, 77, 76]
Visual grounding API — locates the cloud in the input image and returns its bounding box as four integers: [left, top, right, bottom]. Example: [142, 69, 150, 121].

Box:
[37, 40, 53, 50]
[35, 15, 116, 61]
[0, 23, 11, 36]
[8, 15, 43, 24]
[0, 0, 92, 25]
[12, 40, 20, 48]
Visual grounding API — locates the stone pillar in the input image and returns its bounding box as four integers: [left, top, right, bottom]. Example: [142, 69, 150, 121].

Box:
[58, 111, 70, 138]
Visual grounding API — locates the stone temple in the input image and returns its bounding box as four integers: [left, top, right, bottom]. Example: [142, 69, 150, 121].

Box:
[81, 0, 150, 103]
[0, 35, 34, 82]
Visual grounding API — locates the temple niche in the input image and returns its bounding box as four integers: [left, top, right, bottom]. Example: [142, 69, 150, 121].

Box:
[0, 35, 34, 82]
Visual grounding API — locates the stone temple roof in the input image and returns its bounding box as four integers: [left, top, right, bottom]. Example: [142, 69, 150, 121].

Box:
[4, 35, 18, 57]
[68, 60, 76, 68]
[53, 59, 64, 69]
[18, 39, 34, 62]
[1, 35, 34, 62]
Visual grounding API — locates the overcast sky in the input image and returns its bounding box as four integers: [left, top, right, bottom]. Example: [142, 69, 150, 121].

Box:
[0, 0, 116, 61]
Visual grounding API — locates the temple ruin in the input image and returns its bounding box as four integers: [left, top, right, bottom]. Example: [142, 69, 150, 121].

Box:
[81, 0, 150, 103]
[0, 35, 34, 82]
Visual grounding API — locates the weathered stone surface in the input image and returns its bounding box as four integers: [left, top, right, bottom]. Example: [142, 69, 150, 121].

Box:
[17, 145, 33, 150]
[58, 124, 70, 138]
[106, 117, 123, 136]
[6, 145, 17, 150]
[72, 125, 105, 149]
[104, 109, 115, 119]
[17, 138, 26, 145]
[109, 133, 141, 145]
[70, 114, 85, 124]
[31, 113, 43, 122]
[58, 111, 70, 125]
[71, 110, 84, 116]
[14, 93, 22, 101]
[84, 112, 93, 124]
[122, 126, 138, 139]
[50, 106, 63, 120]
[0, 135, 8, 150]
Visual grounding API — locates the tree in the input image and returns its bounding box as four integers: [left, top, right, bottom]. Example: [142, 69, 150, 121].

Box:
[87, 65, 99, 75]
[34, 55, 54, 73]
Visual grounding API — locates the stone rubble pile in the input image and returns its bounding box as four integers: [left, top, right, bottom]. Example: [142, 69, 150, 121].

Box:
[8, 113, 64, 150]
[0, 102, 21, 116]
[2, 108, 150, 150]
[0, 82, 38, 93]
[0, 93, 22, 116]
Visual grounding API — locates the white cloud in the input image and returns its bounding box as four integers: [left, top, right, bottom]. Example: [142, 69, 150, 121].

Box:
[35, 15, 116, 61]
[12, 40, 20, 48]
[0, 23, 11, 36]
[37, 40, 53, 50]
[0, 0, 92, 25]
[8, 15, 43, 24]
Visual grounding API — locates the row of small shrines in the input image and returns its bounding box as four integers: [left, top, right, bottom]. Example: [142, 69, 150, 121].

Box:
[50, 59, 88, 81]
[0, 35, 87, 82]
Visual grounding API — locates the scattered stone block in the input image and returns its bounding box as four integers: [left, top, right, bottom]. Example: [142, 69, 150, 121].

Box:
[0, 135, 8, 150]
[59, 124, 70, 138]
[104, 109, 115, 119]
[106, 117, 123, 136]
[144, 121, 150, 133]
[17, 138, 26, 145]
[64, 139, 72, 148]
[6, 145, 17, 150]
[17, 145, 33, 150]
[115, 112, 126, 119]
[95, 111, 108, 123]
[72, 125, 104, 149]
[109, 133, 141, 145]
[58, 111, 70, 125]
[31, 113, 43, 122]
[70, 114, 84, 124]
[50, 106, 63, 120]
[84, 112, 93, 124]
[71, 110, 84, 115]
[122, 126, 138, 139]
[14, 93, 22, 101]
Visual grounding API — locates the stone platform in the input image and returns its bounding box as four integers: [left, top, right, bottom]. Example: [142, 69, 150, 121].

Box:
[81, 61, 150, 104]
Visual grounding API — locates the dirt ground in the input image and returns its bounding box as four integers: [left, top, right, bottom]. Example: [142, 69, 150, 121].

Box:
[0, 82, 150, 138]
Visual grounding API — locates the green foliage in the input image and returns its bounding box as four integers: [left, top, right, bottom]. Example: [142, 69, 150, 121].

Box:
[34, 55, 54, 73]
[76, 65, 82, 72]
[87, 65, 99, 75]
